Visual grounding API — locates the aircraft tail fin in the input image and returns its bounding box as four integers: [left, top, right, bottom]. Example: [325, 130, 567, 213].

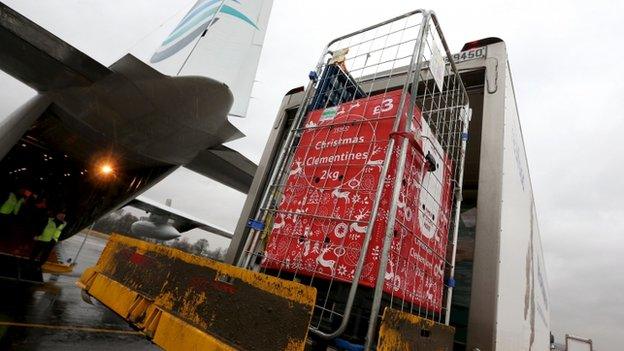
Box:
[150, 0, 273, 119]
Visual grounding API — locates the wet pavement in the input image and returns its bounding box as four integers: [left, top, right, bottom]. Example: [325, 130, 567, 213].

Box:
[0, 233, 159, 350]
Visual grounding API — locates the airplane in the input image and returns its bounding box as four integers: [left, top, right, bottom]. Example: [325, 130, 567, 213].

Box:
[0, 0, 272, 278]
[127, 196, 233, 241]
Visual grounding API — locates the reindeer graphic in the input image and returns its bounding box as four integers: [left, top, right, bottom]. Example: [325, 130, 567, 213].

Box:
[291, 208, 305, 224]
[316, 246, 335, 276]
[273, 213, 285, 230]
[337, 101, 362, 117]
[349, 102, 361, 111]
[434, 261, 445, 278]
[366, 158, 384, 170]
[350, 209, 369, 235]
[370, 145, 383, 156]
[302, 227, 312, 257]
[397, 193, 406, 209]
[396, 194, 413, 221]
[424, 277, 435, 302]
[289, 161, 303, 177]
[385, 260, 402, 293]
[332, 187, 351, 203]
[305, 120, 317, 128]
[385, 259, 395, 281]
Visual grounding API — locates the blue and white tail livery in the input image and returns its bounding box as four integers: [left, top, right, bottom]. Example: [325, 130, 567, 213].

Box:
[151, 0, 273, 119]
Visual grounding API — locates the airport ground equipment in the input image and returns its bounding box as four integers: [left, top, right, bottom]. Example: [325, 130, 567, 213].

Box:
[80, 9, 552, 351]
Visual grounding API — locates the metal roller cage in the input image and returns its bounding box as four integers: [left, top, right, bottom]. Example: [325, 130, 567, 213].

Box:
[238, 9, 470, 348]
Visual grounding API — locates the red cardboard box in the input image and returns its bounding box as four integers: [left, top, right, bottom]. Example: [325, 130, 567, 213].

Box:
[262, 90, 453, 312]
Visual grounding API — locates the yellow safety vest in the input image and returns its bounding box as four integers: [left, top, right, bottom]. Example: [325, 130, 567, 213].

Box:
[35, 218, 59, 243]
[52, 222, 66, 242]
[0, 193, 24, 215]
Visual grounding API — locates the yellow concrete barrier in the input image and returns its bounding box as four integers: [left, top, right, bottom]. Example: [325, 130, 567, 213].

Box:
[78, 234, 316, 351]
[377, 307, 454, 351]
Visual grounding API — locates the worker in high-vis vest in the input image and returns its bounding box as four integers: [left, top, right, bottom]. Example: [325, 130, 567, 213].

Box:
[31, 212, 66, 263]
[0, 192, 25, 216]
[1, 189, 32, 231]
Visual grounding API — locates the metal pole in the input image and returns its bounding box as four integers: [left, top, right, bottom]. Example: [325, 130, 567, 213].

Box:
[429, 12, 469, 108]
[364, 12, 431, 350]
[444, 106, 470, 324]
[429, 10, 470, 325]
[176, 0, 227, 76]
[73, 223, 94, 264]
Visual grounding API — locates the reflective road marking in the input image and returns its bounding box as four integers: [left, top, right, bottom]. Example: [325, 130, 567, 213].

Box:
[0, 321, 142, 335]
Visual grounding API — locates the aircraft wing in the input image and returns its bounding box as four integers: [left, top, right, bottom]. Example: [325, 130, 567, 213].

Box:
[0, 2, 111, 91]
[127, 195, 233, 239]
[185, 145, 257, 193]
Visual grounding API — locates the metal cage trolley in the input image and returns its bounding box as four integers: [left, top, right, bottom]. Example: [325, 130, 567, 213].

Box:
[238, 9, 470, 349]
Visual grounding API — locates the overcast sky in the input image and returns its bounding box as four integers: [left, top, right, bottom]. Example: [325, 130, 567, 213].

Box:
[1, 0, 622, 349]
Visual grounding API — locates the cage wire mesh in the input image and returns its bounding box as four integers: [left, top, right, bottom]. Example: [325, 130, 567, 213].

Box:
[238, 9, 469, 345]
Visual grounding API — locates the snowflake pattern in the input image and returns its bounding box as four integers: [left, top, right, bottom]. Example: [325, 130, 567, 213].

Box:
[337, 265, 347, 276]
[308, 190, 320, 204]
[377, 208, 388, 221]
[346, 206, 356, 218]
[262, 91, 451, 311]
[371, 245, 380, 260]
[292, 254, 303, 270]
[390, 240, 401, 255]
[349, 231, 361, 241]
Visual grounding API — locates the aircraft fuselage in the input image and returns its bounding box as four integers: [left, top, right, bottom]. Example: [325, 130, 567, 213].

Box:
[0, 55, 235, 258]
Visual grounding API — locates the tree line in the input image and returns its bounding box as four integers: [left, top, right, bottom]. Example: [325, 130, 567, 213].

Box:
[92, 209, 226, 261]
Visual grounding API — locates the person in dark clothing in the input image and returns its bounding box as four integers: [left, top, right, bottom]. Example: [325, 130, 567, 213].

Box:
[22, 197, 48, 237]
[1, 187, 34, 245]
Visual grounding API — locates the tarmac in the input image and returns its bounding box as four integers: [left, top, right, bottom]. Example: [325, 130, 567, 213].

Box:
[0, 232, 159, 350]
